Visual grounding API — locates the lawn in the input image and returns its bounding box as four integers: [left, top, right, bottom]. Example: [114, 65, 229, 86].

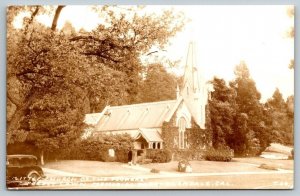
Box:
[44, 160, 148, 177]
[233, 157, 294, 170]
[43, 156, 293, 178]
[142, 156, 294, 173]
[142, 160, 270, 173]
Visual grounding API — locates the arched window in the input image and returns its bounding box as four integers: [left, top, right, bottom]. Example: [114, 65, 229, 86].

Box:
[178, 117, 186, 149]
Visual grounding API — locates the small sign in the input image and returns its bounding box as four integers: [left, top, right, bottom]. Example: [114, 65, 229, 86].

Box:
[108, 149, 115, 157]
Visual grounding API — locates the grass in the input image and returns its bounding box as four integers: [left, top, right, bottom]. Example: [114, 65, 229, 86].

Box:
[233, 157, 294, 170]
[43, 156, 294, 178]
[44, 160, 148, 177]
[142, 160, 270, 173]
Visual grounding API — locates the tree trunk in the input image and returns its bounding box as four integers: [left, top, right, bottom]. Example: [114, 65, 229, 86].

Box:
[7, 92, 36, 144]
[51, 5, 65, 31]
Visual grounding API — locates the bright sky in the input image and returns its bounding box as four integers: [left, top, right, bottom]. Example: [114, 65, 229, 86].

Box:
[13, 5, 294, 102]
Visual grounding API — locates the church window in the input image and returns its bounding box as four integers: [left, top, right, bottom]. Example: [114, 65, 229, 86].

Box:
[178, 117, 187, 149]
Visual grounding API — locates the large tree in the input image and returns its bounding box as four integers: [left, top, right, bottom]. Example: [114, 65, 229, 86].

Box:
[136, 63, 178, 103]
[265, 89, 293, 145]
[229, 61, 269, 155]
[7, 5, 185, 162]
[70, 6, 185, 108]
[208, 77, 236, 149]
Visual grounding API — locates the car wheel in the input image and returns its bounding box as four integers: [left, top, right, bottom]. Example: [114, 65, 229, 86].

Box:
[27, 171, 41, 185]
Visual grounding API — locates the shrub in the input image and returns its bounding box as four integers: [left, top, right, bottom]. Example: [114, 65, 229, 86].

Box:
[54, 133, 133, 162]
[203, 146, 233, 162]
[115, 149, 130, 163]
[150, 168, 160, 173]
[178, 159, 191, 172]
[259, 163, 277, 170]
[174, 150, 193, 161]
[146, 149, 172, 163]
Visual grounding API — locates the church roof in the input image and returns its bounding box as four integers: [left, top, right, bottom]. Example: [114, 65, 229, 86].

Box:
[93, 98, 183, 132]
[135, 128, 163, 142]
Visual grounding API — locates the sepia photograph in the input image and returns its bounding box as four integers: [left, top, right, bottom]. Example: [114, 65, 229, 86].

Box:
[6, 5, 294, 189]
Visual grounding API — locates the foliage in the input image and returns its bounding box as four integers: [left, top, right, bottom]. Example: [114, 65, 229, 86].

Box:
[53, 134, 133, 162]
[208, 77, 236, 149]
[161, 121, 178, 151]
[203, 146, 233, 162]
[265, 89, 294, 145]
[178, 159, 191, 172]
[173, 150, 194, 161]
[146, 149, 172, 163]
[7, 5, 185, 158]
[70, 6, 185, 108]
[162, 111, 211, 161]
[136, 63, 178, 103]
[229, 62, 270, 156]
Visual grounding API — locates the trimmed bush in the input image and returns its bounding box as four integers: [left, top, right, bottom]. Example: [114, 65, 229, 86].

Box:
[146, 149, 172, 163]
[203, 147, 233, 162]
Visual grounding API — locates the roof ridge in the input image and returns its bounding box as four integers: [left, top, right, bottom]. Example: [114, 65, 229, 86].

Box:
[107, 99, 177, 109]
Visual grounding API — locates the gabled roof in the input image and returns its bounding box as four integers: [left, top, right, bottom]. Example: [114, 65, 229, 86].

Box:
[135, 128, 163, 142]
[93, 98, 183, 132]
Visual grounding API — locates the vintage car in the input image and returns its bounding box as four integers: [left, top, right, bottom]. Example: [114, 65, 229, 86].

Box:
[6, 154, 45, 187]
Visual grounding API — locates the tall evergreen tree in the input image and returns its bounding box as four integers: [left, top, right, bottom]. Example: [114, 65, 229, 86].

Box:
[208, 77, 236, 149]
[265, 89, 293, 145]
[230, 61, 268, 156]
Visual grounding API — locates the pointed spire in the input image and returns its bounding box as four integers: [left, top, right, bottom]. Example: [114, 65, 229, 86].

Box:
[183, 41, 204, 93]
[183, 41, 197, 91]
[181, 41, 208, 129]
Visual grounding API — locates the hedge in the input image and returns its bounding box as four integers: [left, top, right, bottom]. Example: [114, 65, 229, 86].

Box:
[203, 146, 234, 162]
[54, 133, 133, 162]
[146, 149, 172, 163]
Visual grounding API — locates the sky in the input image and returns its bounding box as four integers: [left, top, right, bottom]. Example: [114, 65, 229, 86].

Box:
[13, 5, 294, 102]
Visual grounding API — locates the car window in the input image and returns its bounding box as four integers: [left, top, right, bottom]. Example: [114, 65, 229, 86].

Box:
[7, 158, 21, 166]
[22, 158, 37, 165]
[7, 157, 37, 166]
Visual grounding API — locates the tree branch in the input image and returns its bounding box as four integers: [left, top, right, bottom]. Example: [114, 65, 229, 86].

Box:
[51, 5, 65, 31]
[24, 6, 40, 35]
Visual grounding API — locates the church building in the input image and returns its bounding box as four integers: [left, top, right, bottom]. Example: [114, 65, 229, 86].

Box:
[83, 42, 213, 151]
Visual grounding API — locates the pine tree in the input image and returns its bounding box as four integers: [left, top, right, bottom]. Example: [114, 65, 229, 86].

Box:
[230, 61, 269, 156]
[208, 77, 236, 149]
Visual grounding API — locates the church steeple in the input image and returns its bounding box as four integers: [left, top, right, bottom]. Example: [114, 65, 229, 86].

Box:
[181, 41, 211, 129]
